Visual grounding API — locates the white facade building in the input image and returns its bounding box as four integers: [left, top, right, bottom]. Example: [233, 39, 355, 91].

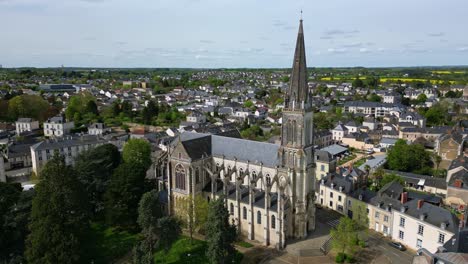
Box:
[15, 118, 39, 135]
[43, 116, 74, 137]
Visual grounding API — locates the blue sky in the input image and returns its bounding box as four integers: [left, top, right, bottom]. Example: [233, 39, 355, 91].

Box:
[1, 0, 468, 68]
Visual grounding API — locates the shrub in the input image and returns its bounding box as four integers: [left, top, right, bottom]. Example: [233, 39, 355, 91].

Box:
[345, 254, 356, 263]
[335, 253, 346, 263]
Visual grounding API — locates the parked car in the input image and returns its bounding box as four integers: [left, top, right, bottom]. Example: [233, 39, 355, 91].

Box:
[388, 242, 406, 251]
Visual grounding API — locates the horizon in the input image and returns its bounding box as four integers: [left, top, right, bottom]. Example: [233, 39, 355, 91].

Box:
[1, 0, 468, 68]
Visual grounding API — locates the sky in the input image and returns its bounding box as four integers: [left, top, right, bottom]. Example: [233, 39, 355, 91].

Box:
[1, 0, 468, 68]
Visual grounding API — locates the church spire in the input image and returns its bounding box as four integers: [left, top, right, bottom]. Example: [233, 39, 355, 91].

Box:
[285, 17, 309, 110]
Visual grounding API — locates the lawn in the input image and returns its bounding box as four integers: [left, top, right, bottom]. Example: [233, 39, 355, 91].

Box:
[84, 223, 140, 264]
[338, 154, 357, 166]
[154, 236, 243, 264]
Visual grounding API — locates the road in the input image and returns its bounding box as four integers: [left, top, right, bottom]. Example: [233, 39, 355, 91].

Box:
[366, 231, 415, 264]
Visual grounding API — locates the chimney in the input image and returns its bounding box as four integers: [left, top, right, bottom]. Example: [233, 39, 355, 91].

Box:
[401, 192, 408, 204]
[417, 199, 424, 210]
[454, 179, 463, 188]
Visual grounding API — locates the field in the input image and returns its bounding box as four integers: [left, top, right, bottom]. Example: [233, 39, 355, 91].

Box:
[319, 76, 457, 84]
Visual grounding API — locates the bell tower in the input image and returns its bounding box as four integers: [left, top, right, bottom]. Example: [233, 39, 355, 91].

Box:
[279, 17, 316, 239]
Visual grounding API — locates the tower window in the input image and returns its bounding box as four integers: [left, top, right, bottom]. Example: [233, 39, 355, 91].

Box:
[257, 210, 262, 224]
[230, 203, 234, 215]
[271, 215, 276, 229]
[243, 206, 247, 220]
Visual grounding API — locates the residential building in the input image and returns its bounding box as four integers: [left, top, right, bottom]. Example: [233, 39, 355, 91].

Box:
[15, 118, 39, 135]
[392, 199, 459, 253]
[43, 116, 74, 137]
[88, 123, 109, 135]
[332, 122, 348, 142]
[30, 135, 106, 174]
[315, 150, 336, 180]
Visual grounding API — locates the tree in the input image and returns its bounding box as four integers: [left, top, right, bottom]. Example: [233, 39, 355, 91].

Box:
[205, 197, 237, 264]
[386, 139, 433, 174]
[368, 93, 382, 102]
[7, 94, 50, 121]
[416, 93, 427, 104]
[380, 174, 405, 188]
[137, 190, 163, 255]
[104, 162, 147, 228]
[331, 217, 359, 257]
[123, 138, 152, 170]
[425, 103, 449, 126]
[26, 154, 90, 263]
[1, 189, 34, 263]
[176, 194, 209, 244]
[75, 144, 121, 216]
[352, 77, 364, 88]
[65, 92, 96, 121]
[0, 182, 22, 261]
[432, 153, 442, 172]
[157, 216, 181, 252]
[85, 100, 99, 116]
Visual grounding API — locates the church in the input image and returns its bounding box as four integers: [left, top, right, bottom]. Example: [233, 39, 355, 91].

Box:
[167, 18, 316, 249]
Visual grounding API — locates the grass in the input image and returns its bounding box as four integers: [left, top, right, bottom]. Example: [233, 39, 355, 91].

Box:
[154, 236, 243, 264]
[236, 241, 254, 248]
[338, 154, 357, 166]
[84, 223, 140, 264]
[353, 157, 367, 167]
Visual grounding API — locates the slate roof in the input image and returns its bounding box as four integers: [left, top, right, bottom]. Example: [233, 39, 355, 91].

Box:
[315, 150, 333, 162]
[320, 144, 348, 156]
[211, 135, 280, 167]
[17, 118, 33, 122]
[384, 169, 447, 190]
[448, 169, 468, 190]
[31, 135, 105, 151]
[402, 199, 459, 234]
[177, 132, 280, 166]
[449, 156, 468, 170]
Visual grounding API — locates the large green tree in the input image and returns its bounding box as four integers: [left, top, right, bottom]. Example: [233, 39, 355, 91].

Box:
[137, 190, 163, 253]
[386, 139, 433, 174]
[26, 154, 90, 264]
[176, 194, 209, 244]
[205, 197, 237, 264]
[65, 92, 96, 121]
[75, 144, 121, 216]
[7, 94, 50, 121]
[331, 217, 359, 256]
[122, 138, 152, 170]
[104, 162, 147, 228]
[1, 189, 34, 263]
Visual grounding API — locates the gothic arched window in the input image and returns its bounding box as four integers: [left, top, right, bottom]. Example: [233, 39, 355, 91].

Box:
[195, 168, 200, 184]
[230, 203, 234, 215]
[271, 215, 276, 229]
[266, 174, 271, 186]
[175, 164, 186, 190]
[243, 206, 247, 220]
[257, 210, 262, 224]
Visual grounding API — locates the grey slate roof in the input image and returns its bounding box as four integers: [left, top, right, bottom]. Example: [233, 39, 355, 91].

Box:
[320, 144, 348, 156]
[211, 135, 280, 167]
[177, 132, 280, 166]
[315, 150, 333, 162]
[31, 135, 105, 151]
[402, 199, 459, 234]
[17, 118, 33, 122]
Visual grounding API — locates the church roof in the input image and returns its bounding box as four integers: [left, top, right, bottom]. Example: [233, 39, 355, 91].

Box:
[177, 132, 280, 167]
[211, 135, 280, 167]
